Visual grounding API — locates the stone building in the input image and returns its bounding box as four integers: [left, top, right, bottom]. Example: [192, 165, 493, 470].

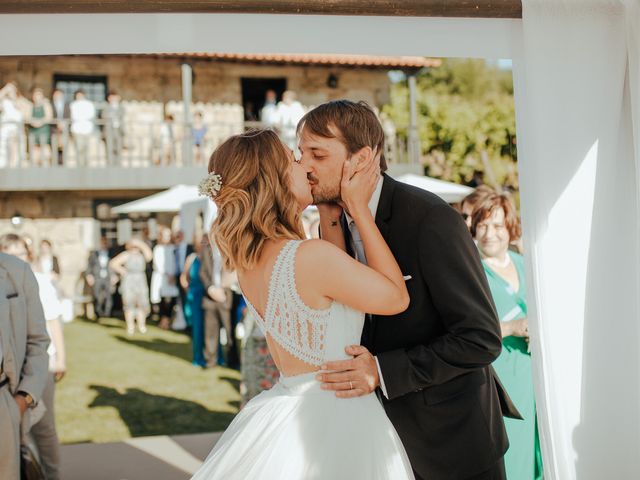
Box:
[0, 53, 434, 298]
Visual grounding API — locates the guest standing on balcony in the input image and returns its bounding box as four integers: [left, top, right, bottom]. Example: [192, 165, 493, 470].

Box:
[192, 111, 207, 165]
[275, 90, 305, 150]
[0, 82, 25, 168]
[27, 87, 53, 167]
[259, 89, 278, 128]
[151, 227, 179, 329]
[110, 238, 153, 335]
[157, 114, 175, 165]
[69, 89, 95, 167]
[102, 91, 125, 164]
[51, 89, 69, 166]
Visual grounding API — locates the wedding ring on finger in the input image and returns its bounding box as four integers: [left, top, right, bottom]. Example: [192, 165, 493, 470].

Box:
[349, 381, 354, 390]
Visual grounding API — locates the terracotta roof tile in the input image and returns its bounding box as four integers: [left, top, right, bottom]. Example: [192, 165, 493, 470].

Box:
[153, 52, 439, 68]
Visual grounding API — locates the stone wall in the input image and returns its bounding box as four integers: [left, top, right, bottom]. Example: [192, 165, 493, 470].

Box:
[0, 55, 392, 107]
[0, 217, 96, 297]
[0, 189, 178, 297]
[0, 192, 93, 218]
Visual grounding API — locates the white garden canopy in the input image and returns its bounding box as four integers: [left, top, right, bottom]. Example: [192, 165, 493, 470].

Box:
[394, 173, 474, 203]
[2, 2, 638, 478]
[111, 185, 201, 214]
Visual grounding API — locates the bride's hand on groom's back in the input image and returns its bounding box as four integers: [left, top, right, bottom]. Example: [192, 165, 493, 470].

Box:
[316, 345, 380, 398]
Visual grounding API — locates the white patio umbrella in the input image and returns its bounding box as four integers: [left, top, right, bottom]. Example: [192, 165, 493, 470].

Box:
[394, 173, 474, 203]
[111, 185, 201, 214]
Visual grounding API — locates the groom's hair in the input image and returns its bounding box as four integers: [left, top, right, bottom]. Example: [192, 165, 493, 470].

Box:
[297, 100, 388, 173]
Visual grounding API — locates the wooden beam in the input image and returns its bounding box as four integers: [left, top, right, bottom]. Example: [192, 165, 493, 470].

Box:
[0, 1, 522, 18]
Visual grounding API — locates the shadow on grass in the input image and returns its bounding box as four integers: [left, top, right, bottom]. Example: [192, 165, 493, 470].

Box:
[77, 316, 125, 329]
[216, 374, 241, 410]
[113, 335, 192, 363]
[88, 385, 237, 437]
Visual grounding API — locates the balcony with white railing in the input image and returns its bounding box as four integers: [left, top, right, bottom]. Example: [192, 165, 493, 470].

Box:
[1, 110, 417, 192]
[0, 113, 244, 191]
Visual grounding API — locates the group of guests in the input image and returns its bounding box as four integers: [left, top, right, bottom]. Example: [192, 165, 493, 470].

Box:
[85, 227, 240, 369]
[0, 81, 126, 167]
[459, 186, 543, 480]
[258, 90, 305, 150]
[0, 80, 218, 168]
[0, 233, 66, 480]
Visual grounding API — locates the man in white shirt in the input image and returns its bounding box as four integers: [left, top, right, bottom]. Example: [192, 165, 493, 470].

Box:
[69, 89, 96, 166]
[260, 89, 279, 128]
[275, 90, 305, 150]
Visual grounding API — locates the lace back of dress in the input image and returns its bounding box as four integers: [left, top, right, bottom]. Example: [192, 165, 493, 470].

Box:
[247, 240, 330, 367]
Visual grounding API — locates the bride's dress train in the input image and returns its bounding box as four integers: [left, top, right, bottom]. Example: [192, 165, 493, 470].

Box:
[191, 240, 414, 480]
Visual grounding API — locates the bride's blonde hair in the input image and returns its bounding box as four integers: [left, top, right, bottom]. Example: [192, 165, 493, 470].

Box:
[208, 129, 305, 271]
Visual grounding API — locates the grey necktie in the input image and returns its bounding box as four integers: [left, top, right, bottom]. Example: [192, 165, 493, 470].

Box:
[348, 220, 367, 265]
[349, 218, 382, 402]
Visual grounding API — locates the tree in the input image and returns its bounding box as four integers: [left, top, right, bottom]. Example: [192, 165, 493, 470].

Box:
[383, 59, 518, 190]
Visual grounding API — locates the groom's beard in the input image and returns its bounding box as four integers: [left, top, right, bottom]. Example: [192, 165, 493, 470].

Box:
[308, 173, 341, 204]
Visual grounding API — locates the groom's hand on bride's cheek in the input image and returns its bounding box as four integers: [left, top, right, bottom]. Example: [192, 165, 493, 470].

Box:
[316, 345, 380, 399]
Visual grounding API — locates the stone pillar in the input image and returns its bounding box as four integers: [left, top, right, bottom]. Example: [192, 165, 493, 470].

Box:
[181, 63, 193, 166]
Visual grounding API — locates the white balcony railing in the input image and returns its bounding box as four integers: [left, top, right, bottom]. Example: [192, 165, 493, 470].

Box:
[0, 118, 245, 169]
[0, 116, 413, 192]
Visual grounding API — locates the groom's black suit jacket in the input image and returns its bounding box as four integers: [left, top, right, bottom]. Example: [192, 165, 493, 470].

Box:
[351, 175, 517, 480]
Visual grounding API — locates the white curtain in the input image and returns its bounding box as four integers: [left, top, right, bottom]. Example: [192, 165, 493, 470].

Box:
[514, 1, 640, 478]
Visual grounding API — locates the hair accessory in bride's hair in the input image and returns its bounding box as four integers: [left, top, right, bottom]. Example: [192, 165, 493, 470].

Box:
[198, 172, 223, 199]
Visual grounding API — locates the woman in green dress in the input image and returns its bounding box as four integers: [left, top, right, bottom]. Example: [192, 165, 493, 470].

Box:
[28, 87, 53, 165]
[471, 192, 543, 480]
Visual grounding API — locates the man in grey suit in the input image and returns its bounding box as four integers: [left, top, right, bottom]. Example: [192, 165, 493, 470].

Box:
[0, 248, 50, 479]
[199, 237, 234, 369]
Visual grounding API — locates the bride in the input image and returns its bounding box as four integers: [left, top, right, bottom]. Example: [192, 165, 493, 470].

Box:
[192, 129, 415, 480]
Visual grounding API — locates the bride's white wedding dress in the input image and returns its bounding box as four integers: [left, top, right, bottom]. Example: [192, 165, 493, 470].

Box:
[191, 240, 414, 479]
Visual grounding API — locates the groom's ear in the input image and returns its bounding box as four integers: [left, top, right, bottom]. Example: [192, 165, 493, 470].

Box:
[353, 146, 373, 171]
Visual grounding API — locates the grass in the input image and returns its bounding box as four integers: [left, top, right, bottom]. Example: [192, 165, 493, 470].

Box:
[56, 317, 241, 444]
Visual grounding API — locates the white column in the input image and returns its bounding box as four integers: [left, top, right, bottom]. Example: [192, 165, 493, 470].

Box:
[513, 1, 640, 478]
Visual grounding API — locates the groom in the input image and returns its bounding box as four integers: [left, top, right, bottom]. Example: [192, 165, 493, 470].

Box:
[298, 100, 519, 480]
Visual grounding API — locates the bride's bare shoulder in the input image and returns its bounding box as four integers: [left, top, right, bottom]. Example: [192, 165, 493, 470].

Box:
[297, 238, 344, 259]
[296, 239, 349, 276]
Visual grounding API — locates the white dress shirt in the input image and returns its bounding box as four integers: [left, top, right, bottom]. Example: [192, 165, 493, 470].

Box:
[343, 177, 390, 399]
[70, 98, 96, 135]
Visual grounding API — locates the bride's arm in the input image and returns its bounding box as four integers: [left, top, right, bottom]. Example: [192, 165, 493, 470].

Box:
[302, 154, 408, 315]
[303, 240, 408, 315]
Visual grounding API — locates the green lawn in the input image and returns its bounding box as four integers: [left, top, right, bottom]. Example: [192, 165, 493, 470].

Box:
[56, 317, 241, 444]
